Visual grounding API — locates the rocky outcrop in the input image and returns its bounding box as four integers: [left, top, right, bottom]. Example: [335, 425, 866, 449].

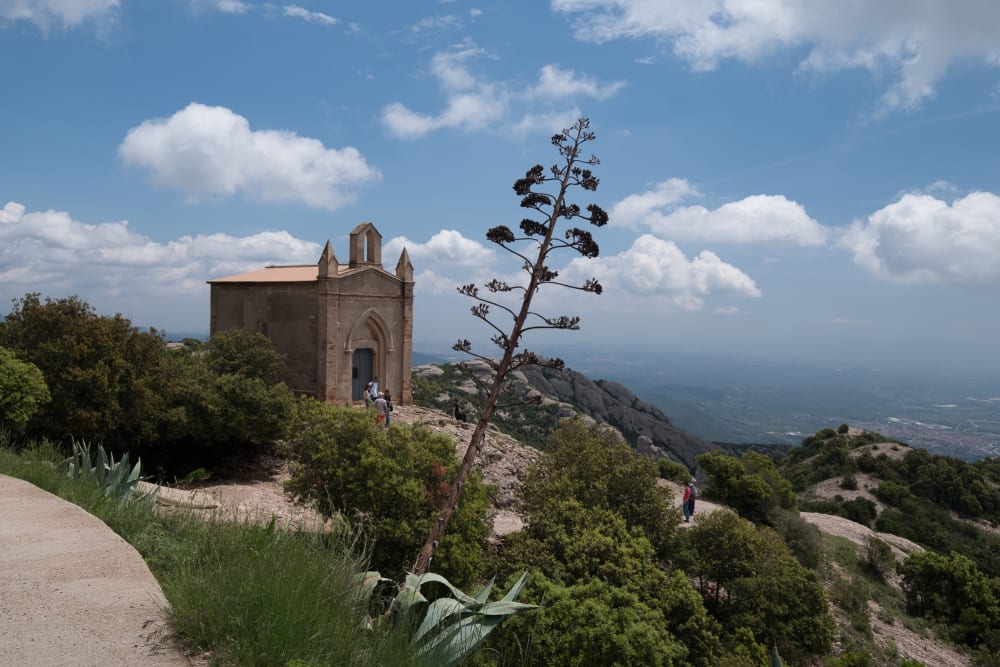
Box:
[517, 364, 717, 471]
[415, 361, 717, 472]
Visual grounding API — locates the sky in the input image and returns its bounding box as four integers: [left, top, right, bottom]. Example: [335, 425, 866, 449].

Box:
[1, 0, 999, 373]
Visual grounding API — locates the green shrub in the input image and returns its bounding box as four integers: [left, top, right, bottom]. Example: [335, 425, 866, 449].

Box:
[0, 346, 50, 433]
[518, 418, 678, 556]
[697, 450, 797, 525]
[842, 497, 877, 527]
[861, 536, 894, 581]
[688, 511, 835, 663]
[837, 423, 850, 435]
[658, 458, 691, 484]
[283, 399, 491, 586]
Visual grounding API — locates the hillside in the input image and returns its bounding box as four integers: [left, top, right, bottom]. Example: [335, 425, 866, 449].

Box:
[413, 360, 718, 471]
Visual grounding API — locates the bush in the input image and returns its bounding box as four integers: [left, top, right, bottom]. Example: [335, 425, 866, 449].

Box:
[282, 400, 491, 585]
[771, 509, 823, 569]
[688, 511, 835, 663]
[898, 550, 1000, 649]
[697, 450, 796, 525]
[842, 497, 878, 527]
[658, 458, 692, 484]
[837, 423, 850, 435]
[861, 536, 894, 581]
[518, 418, 679, 556]
[0, 346, 49, 433]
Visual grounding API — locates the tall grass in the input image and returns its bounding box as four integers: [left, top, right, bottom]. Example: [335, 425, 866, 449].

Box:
[0, 442, 425, 666]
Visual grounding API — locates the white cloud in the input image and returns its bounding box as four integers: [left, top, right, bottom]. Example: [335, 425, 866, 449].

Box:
[0, 201, 320, 302]
[552, 0, 1000, 114]
[283, 5, 337, 25]
[430, 48, 485, 91]
[611, 178, 701, 228]
[612, 181, 827, 245]
[840, 191, 1000, 286]
[384, 229, 494, 269]
[381, 103, 440, 140]
[526, 65, 626, 100]
[381, 47, 623, 139]
[0, 0, 119, 30]
[409, 14, 462, 35]
[714, 305, 742, 315]
[119, 103, 381, 210]
[508, 108, 583, 139]
[189, 0, 248, 14]
[1, 201, 25, 223]
[564, 234, 761, 310]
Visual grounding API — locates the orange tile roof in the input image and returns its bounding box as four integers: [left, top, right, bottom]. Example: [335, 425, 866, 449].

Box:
[209, 264, 321, 283]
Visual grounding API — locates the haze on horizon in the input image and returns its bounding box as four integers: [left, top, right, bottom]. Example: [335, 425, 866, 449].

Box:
[2, 1, 998, 377]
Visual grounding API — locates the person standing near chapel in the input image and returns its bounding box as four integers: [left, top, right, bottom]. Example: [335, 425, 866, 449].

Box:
[374, 392, 388, 426]
[383, 389, 393, 427]
[682, 477, 698, 523]
[369, 376, 379, 404]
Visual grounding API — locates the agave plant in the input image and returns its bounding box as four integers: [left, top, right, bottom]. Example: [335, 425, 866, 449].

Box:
[64, 438, 156, 507]
[359, 570, 536, 666]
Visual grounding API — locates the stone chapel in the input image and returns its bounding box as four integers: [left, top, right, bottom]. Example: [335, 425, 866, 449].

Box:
[208, 222, 414, 404]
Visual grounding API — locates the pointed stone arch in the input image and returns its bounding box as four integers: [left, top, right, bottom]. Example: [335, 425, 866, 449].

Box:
[344, 308, 394, 392]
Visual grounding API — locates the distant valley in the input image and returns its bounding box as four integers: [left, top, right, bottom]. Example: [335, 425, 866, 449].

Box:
[415, 344, 1000, 461]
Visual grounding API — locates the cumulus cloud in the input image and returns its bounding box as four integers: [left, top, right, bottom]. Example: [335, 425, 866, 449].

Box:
[840, 191, 1000, 286]
[552, 0, 1000, 114]
[563, 234, 761, 310]
[0, 0, 119, 30]
[612, 180, 827, 245]
[526, 65, 626, 100]
[0, 201, 26, 223]
[381, 46, 623, 139]
[0, 201, 320, 303]
[383, 48, 508, 139]
[283, 5, 337, 25]
[384, 229, 494, 269]
[119, 103, 381, 210]
[611, 178, 702, 227]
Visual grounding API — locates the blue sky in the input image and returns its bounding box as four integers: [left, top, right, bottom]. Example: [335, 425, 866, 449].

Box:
[2, 0, 999, 371]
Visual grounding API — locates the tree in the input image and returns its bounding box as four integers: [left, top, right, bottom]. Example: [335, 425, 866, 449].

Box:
[413, 118, 608, 574]
[898, 550, 1000, 648]
[0, 293, 166, 447]
[688, 511, 834, 663]
[697, 450, 796, 525]
[0, 346, 50, 433]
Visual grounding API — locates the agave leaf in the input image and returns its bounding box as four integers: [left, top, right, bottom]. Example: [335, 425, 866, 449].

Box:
[472, 576, 496, 606]
[394, 584, 428, 615]
[126, 458, 142, 485]
[357, 571, 392, 599]
[413, 597, 466, 643]
[406, 572, 476, 605]
[480, 600, 539, 616]
[500, 571, 530, 603]
[417, 612, 507, 666]
[95, 445, 108, 484]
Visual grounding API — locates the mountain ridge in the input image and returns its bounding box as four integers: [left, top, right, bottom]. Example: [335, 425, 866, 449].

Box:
[413, 360, 718, 471]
